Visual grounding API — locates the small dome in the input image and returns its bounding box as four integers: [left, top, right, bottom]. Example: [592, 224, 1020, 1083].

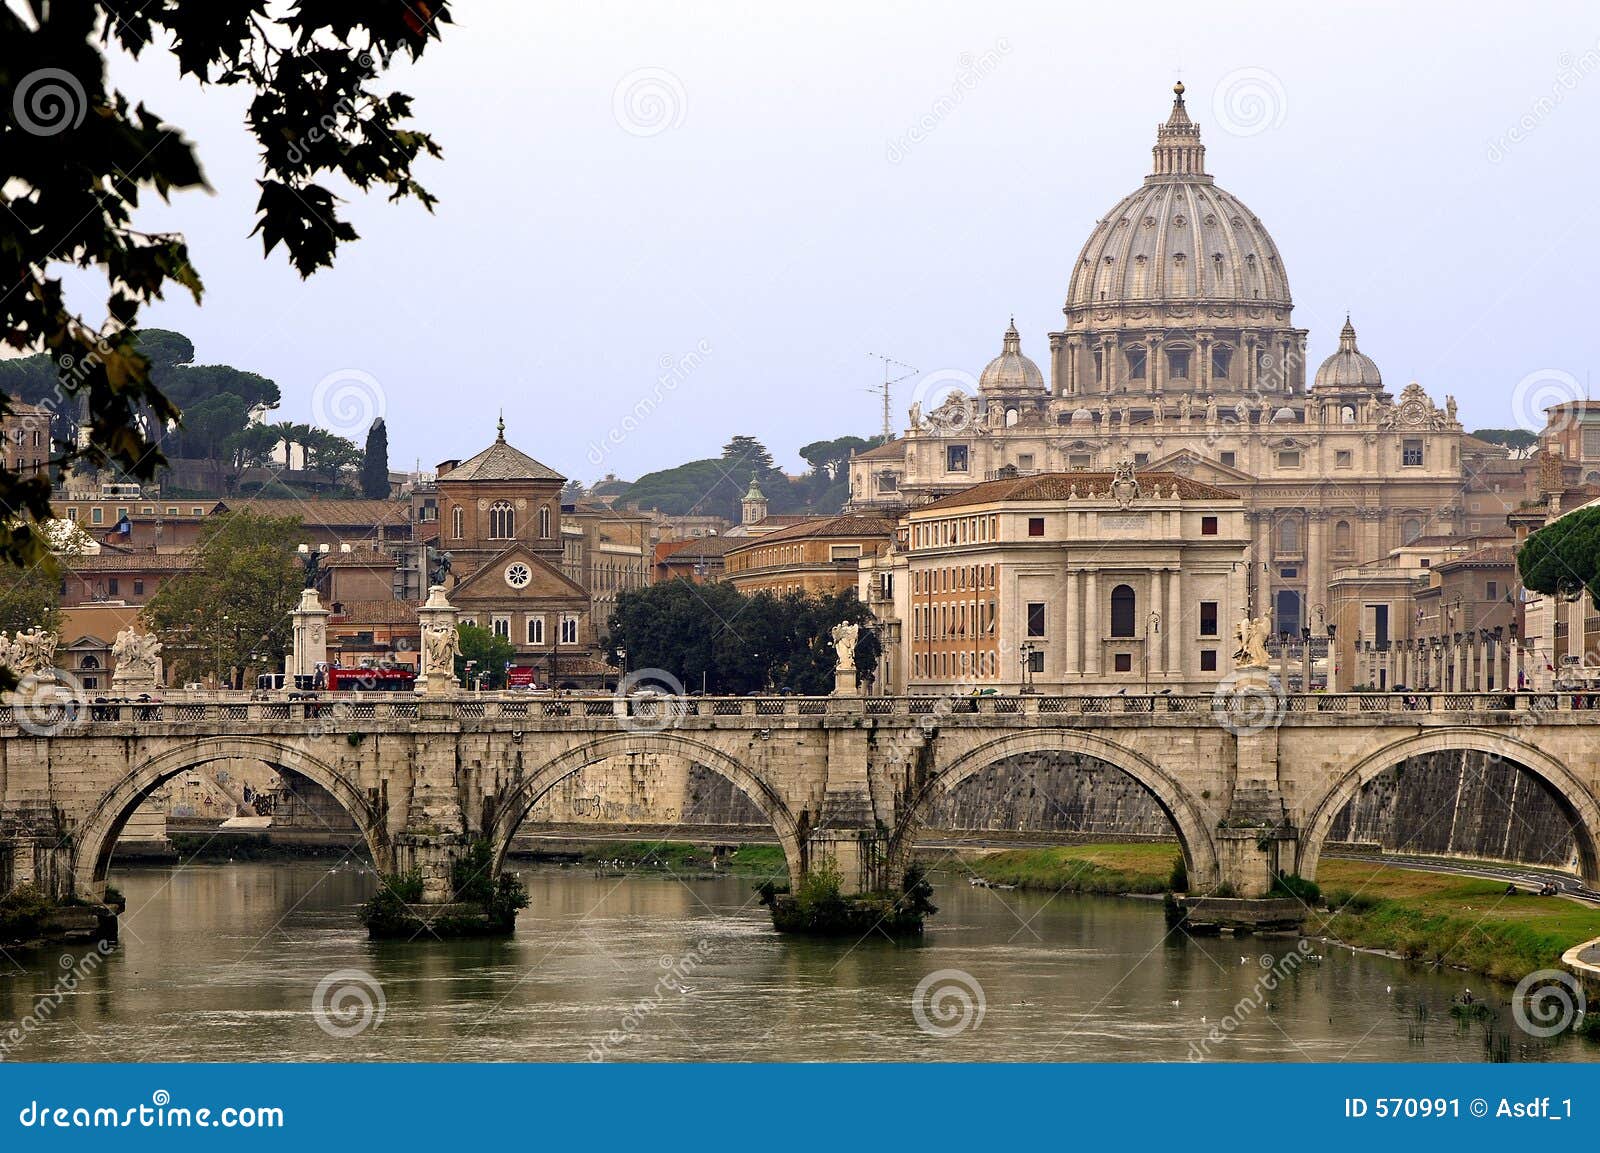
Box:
[979, 319, 1045, 395]
[1272, 406, 1296, 423]
[1314, 317, 1383, 390]
[1071, 406, 1093, 423]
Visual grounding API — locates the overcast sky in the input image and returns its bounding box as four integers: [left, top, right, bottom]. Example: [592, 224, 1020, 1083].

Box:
[74, 1, 1600, 482]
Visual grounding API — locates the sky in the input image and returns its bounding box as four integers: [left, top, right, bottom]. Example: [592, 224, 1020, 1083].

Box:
[62, 0, 1600, 482]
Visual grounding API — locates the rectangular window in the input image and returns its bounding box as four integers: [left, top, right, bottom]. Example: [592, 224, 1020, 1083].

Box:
[1017, 454, 1034, 471]
[1027, 516, 1044, 537]
[1220, 451, 1236, 468]
[90, 507, 103, 524]
[1028, 650, 1045, 674]
[877, 472, 898, 493]
[107, 578, 119, 595]
[1211, 346, 1232, 380]
[1167, 349, 1190, 380]
[1402, 438, 1423, 466]
[1134, 452, 1149, 467]
[1114, 652, 1133, 673]
[1199, 601, 1218, 637]
[1027, 602, 1046, 637]
[1068, 453, 1091, 469]
[191, 506, 204, 516]
[166, 506, 179, 516]
[492, 616, 510, 640]
[1125, 348, 1147, 380]
[1335, 450, 1353, 468]
[1200, 649, 1218, 672]
[1201, 515, 1218, 536]
[66, 507, 77, 522]
[1486, 581, 1498, 601]
[1277, 450, 1301, 469]
[133, 579, 144, 596]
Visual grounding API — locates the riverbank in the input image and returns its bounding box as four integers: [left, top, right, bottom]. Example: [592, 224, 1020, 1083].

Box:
[577, 841, 788, 875]
[959, 843, 1600, 985]
[1312, 859, 1600, 984]
[958, 842, 1178, 895]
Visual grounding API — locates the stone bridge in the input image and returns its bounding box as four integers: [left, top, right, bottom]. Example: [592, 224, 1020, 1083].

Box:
[3, 690, 1599, 906]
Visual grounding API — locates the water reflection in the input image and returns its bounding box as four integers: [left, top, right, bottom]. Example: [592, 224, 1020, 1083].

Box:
[0, 862, 1591, 1063]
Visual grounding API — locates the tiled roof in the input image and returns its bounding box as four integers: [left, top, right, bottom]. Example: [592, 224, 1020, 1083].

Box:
[58, 552, 196, 573]
[1435, 546, 1516, 570]
[656, 536, 737, 560]
[330, 599, 419, 626]
[440, 434, 564, 483]
[854, 439, 906, 462]
[225, 498, 411, 528]
[732, 515, 896, 547]
[914, 471, 1237, 512]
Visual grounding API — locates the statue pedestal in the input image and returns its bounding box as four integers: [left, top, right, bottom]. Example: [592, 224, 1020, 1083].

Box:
[832, 667, 858, 697]
[110, 661, 161, 693]
[289, 588, 330, 690]
[415, 585, 460, 696]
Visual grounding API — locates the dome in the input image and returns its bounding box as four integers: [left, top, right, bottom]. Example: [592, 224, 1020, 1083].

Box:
[1065, 84, 1292, 311]
[1313, 317, 1383, 390]
[1272, 406, 1295, 423]
[978, 319, 1045, 395]
[1071, 406, 1093, 423]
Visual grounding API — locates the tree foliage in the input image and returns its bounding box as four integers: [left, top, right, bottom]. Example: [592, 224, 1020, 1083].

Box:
[618, 432, 883, 520]
[0, 2, 450, 683]
[1471, 428, 1539, 459]
[605, 581, 879, 695]
[361, 419, 390, 498]
[455, 623, 515, 689]
[1518, 506, 1600, 608]
[142, 511, 303, 686]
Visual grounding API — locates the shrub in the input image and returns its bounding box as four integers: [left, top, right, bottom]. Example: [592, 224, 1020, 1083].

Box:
[1168, 855, 1189, 892]
[0, 885, 53, 943]
[1270, 872, 1322, 905]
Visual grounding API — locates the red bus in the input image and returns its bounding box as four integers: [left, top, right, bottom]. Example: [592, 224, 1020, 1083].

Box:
[324, 666, 418, 693]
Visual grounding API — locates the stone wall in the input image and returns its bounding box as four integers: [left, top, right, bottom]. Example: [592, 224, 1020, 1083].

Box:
[1328, 750, 1578, 867]
[522, 757, 767, 829]
[924, 752, 1174, 836]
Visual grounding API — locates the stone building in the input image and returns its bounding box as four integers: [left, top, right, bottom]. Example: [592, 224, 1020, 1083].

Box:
[723, 515, 896, 596]
[559, 501, 652, 631]
[861, 469, 1248, 694]
[848, 83, 1477, 642]
[432, 419, 605, 687]
[3, 399, 53, 479]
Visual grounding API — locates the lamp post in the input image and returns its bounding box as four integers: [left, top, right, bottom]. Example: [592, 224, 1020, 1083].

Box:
[1144, 610, 1161, 694]
[1019, 642, 1036, 694]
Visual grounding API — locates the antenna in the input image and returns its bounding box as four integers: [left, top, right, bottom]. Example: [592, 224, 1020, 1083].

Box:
[865, 353, 919, 441]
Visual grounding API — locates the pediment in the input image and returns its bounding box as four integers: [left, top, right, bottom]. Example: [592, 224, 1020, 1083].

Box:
[1145, 448, 1256, 483]
[448, 545, 588, 604]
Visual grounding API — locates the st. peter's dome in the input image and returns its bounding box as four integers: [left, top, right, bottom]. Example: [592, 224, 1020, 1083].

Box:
[1065, 83, 1292, 312]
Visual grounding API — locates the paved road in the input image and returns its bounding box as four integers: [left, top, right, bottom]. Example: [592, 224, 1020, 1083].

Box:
[1324, 848, 1600, 905]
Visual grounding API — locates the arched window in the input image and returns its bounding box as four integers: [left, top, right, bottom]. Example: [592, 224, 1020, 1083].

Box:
[1277, 516, 1300, 554]
[451, 505, 464, 539]
[1402, 516, 1423, 544]
[1110, 584, 1136, 638]
[489, 500, 515, 539]
[1333, 519, 1352, 554]
[539, 505, 551, 539]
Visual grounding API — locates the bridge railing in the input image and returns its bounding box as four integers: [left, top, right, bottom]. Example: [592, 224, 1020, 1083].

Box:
[4, 690, 1596, 730]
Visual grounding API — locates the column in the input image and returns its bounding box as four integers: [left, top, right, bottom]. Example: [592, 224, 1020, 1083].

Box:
[1148, 334, 1163, 396]
[1084, 570, 1101, 677]
[1307, 512, 1326, 632]
[1063, 569, 1081, 676]
[1166, 566, 1182, 677]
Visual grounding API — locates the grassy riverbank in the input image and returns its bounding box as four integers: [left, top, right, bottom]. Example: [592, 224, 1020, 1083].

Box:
[1312, 860, 1600, 983]
[959, 843, 1178, 895]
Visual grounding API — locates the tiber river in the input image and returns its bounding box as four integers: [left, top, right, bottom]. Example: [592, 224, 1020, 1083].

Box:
[1, 861, 1593, 1063]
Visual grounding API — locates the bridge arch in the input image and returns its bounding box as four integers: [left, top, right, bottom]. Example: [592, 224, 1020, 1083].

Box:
[71, 736, 393, 898]
[891, 729, 1220, 889]
[486, 733, 806, 883]
[1298, 727, 1600, 883]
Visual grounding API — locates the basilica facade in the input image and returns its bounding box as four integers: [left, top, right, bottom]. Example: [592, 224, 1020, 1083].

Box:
[848, 83, 1481, 640]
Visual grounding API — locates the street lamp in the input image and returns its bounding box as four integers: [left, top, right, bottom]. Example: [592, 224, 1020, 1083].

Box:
[1018, 642, 1036, 694]
[1144, 610, 1161, 693]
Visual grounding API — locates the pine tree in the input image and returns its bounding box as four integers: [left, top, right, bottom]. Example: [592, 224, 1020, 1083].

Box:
[361, 419, 391, 498]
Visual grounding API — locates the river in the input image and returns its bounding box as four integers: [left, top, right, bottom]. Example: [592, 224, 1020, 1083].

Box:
[0, 861, 1591, 1063]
